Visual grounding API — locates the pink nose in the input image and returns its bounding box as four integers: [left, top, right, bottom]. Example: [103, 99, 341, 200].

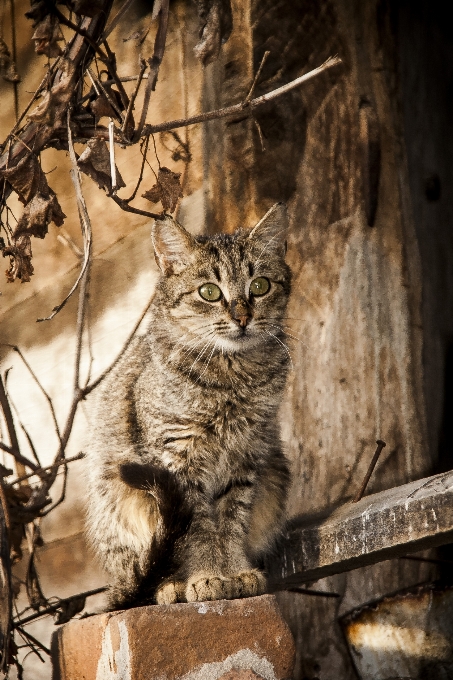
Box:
[231, 298, 252, 327]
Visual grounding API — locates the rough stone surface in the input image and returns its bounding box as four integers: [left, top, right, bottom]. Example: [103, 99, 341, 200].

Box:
[52, 594, 295, 680]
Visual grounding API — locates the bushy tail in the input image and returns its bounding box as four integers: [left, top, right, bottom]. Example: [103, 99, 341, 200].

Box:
[111, 462, 191, 609]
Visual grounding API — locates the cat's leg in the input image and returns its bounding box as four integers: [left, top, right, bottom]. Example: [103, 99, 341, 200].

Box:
[181, 484, 266, 602]
[247, 450, 290, 560]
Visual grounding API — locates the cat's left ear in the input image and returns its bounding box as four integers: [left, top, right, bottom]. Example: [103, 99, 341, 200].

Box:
[247, 202, 289, 257]
[152, 215, 197, 276]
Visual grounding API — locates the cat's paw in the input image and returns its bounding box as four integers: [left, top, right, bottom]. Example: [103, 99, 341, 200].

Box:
[229, 569, 267, 598]
[185, 569, 267, 602]
[185, 573, 231, 602]
[155, 580, 186, 605]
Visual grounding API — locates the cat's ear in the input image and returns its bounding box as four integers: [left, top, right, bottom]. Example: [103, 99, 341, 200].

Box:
[247, 202, 289, 257]
[152, 215, 197, 276]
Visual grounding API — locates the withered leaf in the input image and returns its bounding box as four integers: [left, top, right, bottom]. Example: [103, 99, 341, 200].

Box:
[2, 153, 48, 205]
[78, 137, 125, 192]
[14, 190, 66, 240]
[54, 595, 86, 625]
[32, 15, 64, 58]
[142, 167, 183, 213]
[193, 0, 233, 65]
[3, 235, 34, 283]
[25, 0, 51, 27]
[27, 58, 75, 126]
[0, 37, 21, 82]
[89, 84, 124, 122]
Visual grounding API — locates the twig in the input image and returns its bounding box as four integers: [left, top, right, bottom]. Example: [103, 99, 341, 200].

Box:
[14, 587, 108, 627]
[103, 0, 137, 39]
[37, 115, 93, 322]
[121, 58, 147, 136]
[87, 67, 124, 123]
[8, 453, 85, 486]
[110, 194, 163, 219]
[124, 135, 150, 202]
[2, 378, 41, 468]
[142, 56, 342, 136]
[108, 119, 117, 193]
[1, 345, 61, 441]
[243, 50, 270, 105]
[353, 439, 386, 503]
[15, 626, 50, 656]
[134, 0, 170, 140]
[0, 375, 38, 473]
[84, 294, 155, 395]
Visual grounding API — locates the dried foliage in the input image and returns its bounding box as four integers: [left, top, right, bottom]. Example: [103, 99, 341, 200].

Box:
[0, 0, 342, 673]
[142, 166, 183, 213]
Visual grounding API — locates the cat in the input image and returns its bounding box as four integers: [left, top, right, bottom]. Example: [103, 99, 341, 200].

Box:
[85, 202, 292, 608]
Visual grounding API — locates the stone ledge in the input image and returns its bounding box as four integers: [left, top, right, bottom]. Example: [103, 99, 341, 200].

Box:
[52, 594, 295, 680]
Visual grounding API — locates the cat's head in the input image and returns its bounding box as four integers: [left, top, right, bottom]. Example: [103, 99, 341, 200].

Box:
[151, 203, 291, 354]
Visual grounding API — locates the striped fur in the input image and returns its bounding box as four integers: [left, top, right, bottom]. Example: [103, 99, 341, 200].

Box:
[85, 203, 292, 607]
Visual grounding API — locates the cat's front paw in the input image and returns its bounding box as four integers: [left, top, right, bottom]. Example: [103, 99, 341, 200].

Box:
[155, 580, 186, 605]
[185, 569, 267, 602]
[230, 569, 267, 598]
[186, 573, 229, 602]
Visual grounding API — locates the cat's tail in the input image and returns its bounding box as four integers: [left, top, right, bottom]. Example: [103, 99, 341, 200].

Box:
[113, 462, 192, 608]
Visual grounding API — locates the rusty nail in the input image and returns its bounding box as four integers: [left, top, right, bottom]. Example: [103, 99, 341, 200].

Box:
[353, 439, 386, 503]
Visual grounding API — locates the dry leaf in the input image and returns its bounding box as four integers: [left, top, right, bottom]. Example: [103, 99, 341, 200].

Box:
[193, 0, 233, 65]
[14, 190, 66, 240]
[78, 137, 125, 192]
[142, 166, 183, 213]
[0, 37, 21, 83]
[3, 235, 34, 283]
[25, 0, 51, 27]
[2, 153, 48, 205]
[89, 84, 123, 122]
[27, 58, 75, 126]
[32, 15, 64, 58]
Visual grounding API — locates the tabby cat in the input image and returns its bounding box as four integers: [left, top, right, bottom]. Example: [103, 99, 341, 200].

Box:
[85, 203, 292, 608]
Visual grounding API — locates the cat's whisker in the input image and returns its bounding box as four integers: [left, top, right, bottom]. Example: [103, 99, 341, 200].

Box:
[264, 330, 294, 370]
[265, 323, 310, 350]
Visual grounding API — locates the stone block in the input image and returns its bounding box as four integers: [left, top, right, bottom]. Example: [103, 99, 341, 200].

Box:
[52, 594, 295, 680]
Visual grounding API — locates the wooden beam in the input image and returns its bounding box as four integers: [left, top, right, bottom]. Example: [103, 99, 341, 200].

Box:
[271, 471, 453, 590]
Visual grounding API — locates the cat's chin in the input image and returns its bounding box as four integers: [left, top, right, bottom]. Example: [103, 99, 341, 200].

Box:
[216, 333, 262, 354]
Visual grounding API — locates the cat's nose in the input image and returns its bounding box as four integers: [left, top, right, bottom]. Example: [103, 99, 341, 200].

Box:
[230, 299, 252, 327]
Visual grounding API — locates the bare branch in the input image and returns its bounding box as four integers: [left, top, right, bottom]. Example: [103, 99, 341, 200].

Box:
[0, 375, 38, 473]
[110, 194, 163, 219]
[121, 58, 147, 137]
[14, 586, 108, 627]
[134, 0, 170, 140]
[1, 345, 61, 442]
[37, 116, 93, 322]
[85, 294, 155, 395]
[104, 0, 138, 40]
[8, 453, 85, 487]
[142, 55, 342, 136]
[244, 50, 270, 105]
[124, 135, 150, 202]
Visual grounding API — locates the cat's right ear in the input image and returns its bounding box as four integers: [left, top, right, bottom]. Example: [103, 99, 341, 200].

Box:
[151, 215, 197, 276]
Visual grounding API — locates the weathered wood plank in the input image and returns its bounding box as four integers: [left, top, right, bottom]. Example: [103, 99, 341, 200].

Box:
[272, 471, 453, 589]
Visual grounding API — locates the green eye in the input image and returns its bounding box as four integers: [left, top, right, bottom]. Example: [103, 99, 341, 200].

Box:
[250, 277, 270, 297]
[199, 283, 222, 302]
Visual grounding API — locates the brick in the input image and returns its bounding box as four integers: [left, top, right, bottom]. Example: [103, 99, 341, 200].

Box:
[52, 594, 295, 680]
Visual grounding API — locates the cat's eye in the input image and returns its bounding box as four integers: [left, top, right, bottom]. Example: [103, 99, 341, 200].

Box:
[250, 277, 270, 297]
[199, 283, 222, 302]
